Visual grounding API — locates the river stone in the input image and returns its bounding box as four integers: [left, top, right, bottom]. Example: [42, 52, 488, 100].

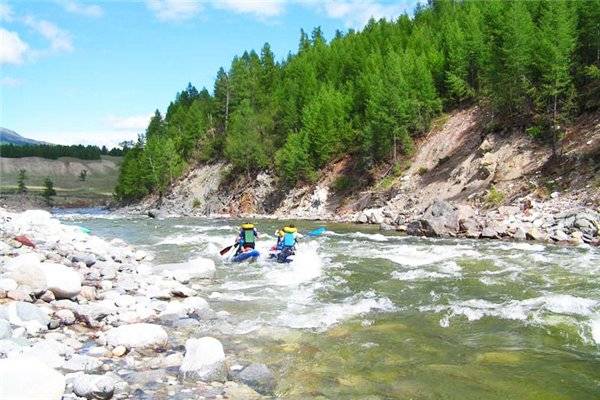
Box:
[105, 323, 168, 349]
[222, 381, 262, 400]
[72, 253, 97, 267]
[407, 200, 460, 237]
[3, 253, 41, 271]
[63, 354, 102, 372]
[0, 301, 50, 332]
[0, 278, 18, 291]
[72, 373, 115, 400]
[0, 319, 12, 339]
[179, 337, 227, 382]
[38, 262, 82, 299]
[8, 288, 33, 302]
[6, 263, 47, 293]
[237, 363, 276, 395]
[0, 356, 65, 400]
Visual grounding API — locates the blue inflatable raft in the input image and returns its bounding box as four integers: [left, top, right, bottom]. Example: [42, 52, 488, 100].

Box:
[232, 249, 260, 263]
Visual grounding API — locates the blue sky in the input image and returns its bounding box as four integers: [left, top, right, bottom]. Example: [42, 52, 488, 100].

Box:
[1, 0, 416, 147]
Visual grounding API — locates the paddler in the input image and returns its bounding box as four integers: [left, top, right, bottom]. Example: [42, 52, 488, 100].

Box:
[234, 222, 258, 256]
[277, 224, 298, 262]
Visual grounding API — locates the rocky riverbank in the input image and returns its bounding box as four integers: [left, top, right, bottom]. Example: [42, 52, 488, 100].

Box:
[0, 208, 274, 399]
[354, 193, 600, 246]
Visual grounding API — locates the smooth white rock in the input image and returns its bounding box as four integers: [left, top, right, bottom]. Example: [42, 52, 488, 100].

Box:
[179, 337, 226, 382]
[0, 356, 65, 400]
[38, 262, 82, 299]
[104, 323, 168, 349]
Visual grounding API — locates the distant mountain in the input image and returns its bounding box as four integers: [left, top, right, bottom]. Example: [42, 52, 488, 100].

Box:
[0, 128, 48, 146]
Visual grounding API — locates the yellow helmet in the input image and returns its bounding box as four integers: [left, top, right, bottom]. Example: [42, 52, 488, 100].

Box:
[241, 223, 255, 229]
[283, 226, 297, 233]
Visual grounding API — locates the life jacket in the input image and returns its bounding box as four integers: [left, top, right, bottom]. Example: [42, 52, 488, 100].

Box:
[282, 226, 296, 247]
[241, 224, 255, 244]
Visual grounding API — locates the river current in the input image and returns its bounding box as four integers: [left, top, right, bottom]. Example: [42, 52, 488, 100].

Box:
[56, 209, 600, 399]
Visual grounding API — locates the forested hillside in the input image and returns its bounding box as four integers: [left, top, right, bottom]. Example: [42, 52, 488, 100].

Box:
[0, 143, 125, 160]
[115, 0, 600, 202]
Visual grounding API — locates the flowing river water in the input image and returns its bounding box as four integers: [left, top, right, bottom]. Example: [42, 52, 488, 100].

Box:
[56, 210, 600, 399]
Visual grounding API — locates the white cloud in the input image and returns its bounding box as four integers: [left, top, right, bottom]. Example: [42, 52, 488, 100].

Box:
[212, 0, 285, 19]
[58, 0, 104, 17]
[0, 76, 23, 87]
[302, 0, 410, 28]
[106, 114, 152, 131]
[146, 0, 204, 21]
[0, 3, 14, 21]
[0, 28, 30, 65]
[23, 16, 74, 53]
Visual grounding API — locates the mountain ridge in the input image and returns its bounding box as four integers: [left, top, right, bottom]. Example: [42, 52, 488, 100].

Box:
[0, 127, 49, 146]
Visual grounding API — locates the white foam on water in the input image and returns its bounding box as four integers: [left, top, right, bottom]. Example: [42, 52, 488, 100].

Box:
[277, 292, 395, 330]
[156, 233, 205, 245]
[495, 242, 546, 252]
[392, 269, 455, 281]
[348, 232, 390, 242]
[264, 241, 322, 286]
[379, 246, 478, 267]
[429, 294, 599, 327]
[590, 317, 600, 344]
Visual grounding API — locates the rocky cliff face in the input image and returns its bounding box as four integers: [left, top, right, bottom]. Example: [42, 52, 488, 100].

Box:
[127, 107, 600, 244]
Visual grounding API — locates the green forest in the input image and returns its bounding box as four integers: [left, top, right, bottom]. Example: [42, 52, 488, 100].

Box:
[0, 143, 125, 160]
[115, 0, 600, 202]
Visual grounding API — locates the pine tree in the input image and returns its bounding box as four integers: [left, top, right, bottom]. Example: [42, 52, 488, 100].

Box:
[42, 177, 56, 206]
[534, 0, 576, 156]
[17, 169, 27, 193]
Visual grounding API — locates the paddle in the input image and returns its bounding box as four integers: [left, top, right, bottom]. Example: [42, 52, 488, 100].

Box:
[219, 243, 238, 256]
[307, 227, 326, 237]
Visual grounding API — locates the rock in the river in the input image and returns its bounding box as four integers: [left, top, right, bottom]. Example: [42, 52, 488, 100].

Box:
[63, 354, 102, 372]
[237, 363, 276, 395]
[0, 301, 50, 332]
[0, 356, 65, 400]
[222, 381, 262, 400]
[105, 323, 168, 349]
[72, 373, 115, 400]
[407, 200, 460, 237]
[38, 262, 82, 299]
[179, 337, 227, 382]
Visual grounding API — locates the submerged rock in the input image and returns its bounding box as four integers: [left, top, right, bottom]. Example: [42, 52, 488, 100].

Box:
[179, 337, 226, 382]
[236, 363, 276, 395]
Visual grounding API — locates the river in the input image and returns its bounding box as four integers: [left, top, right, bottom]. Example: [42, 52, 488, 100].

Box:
[56, 209, 600, 399]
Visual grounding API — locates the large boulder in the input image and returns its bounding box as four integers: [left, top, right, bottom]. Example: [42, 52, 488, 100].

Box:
[179, 337, 227, 382]
[72, 373, 115, 400]
[105, 323, 168, 349]
[407, 200, 460, 237]
[0, 356, 65, 400]
[236, 363, 276, 395]
[38, 262, 82, 299]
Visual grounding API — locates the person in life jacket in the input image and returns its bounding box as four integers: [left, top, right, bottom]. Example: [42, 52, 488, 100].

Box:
[277, 225, 298, 262]
[235, 223, 258, 256]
